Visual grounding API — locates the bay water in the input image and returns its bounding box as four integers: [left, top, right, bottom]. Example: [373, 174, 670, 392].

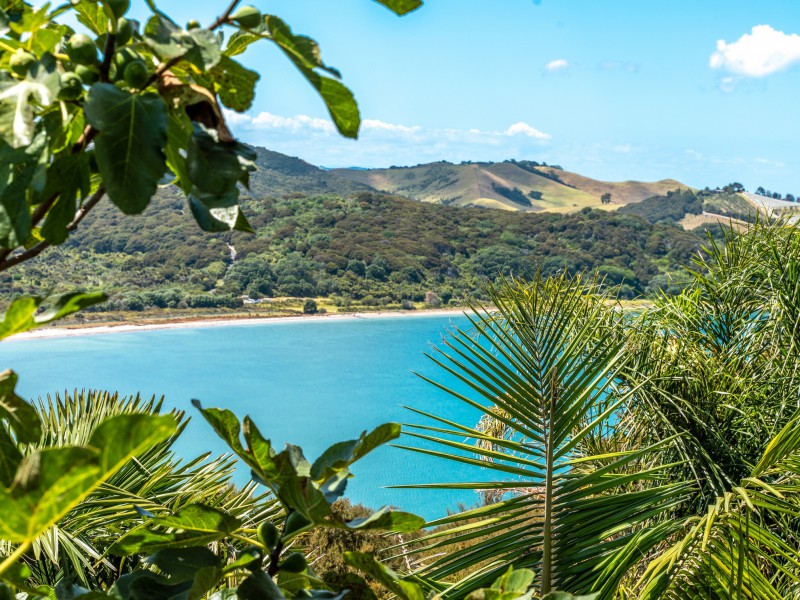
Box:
[0, 314, 502, 520]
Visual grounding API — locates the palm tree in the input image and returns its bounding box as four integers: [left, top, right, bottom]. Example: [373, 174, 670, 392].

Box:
[395, 273, 690, 597]
[398, 219, 800, 598]
[1, 390, 278, 588]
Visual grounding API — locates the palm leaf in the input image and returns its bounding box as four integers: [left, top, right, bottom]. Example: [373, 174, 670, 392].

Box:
[1, 390, 278, 588]
[397, 273, 690, 598]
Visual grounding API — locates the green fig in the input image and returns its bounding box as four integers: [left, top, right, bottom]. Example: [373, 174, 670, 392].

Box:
[9, 49, 35, 77]
[186, 19, 201, 30]
[283, 511, 312, 537]
[116, 17, 133, 46]
[123, 59, 149, 88]
[59, 72, 84, 100]
[113, 46, 142, 76]
[279, 552, 307, 573]
[105, 0, 130, 19]
[75, 64, 99, 85]
[230, 5, 262, 29]
[66, 34, 98, 66]
[258, 521, 280, 550]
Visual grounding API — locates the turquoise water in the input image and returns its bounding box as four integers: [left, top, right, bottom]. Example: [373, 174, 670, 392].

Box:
[0, 315, 498, 520]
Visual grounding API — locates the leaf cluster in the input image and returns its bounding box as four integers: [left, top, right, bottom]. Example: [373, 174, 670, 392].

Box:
[0, 0, 418, 275]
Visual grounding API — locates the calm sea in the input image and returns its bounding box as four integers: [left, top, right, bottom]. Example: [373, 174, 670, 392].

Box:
[0, 314, 501, 520]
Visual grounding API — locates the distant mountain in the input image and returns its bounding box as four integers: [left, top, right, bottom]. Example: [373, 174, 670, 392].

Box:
[331, 160, 688, 213]
[215, 149, 690, 215]
[246, 148, 377, 197]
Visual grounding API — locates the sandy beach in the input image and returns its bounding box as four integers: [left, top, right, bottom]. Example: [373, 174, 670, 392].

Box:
[9, 308, 470, 341]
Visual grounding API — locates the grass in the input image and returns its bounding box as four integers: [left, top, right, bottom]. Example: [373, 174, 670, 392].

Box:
[333, 163, 691, 214]
[680, 213, 749, 232]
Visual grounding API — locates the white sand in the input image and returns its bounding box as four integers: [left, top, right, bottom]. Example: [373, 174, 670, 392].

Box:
[9, 308, 469, 341]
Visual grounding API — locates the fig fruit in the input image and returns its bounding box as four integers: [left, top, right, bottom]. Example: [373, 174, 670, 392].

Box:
[105, 0, 130, 19]
[123, 59, 149, 89]
[230, 5, 262, 29]
[66, 33, 98, 66]
[283, 511, 312, 536]
[9, 49, 35, 77]
[75, 64, 99, 85]
[59, 72, 84, 100]
[116, 17, 133, 46]
[279, 552, 307, 574]
[258, 521, 280, 550]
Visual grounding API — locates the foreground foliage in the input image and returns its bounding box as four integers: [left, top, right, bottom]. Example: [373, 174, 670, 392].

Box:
[0, 0, 419, 275]
[0, 0, 434, 598]
[0, 387, 425, 597]
[9, 391, 277, 589]
[400, 218, 800, 598]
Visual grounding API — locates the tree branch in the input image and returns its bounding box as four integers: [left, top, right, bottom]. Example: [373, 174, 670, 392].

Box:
[208, 0, 243, 31]
[99, 32, 117, 83]
[0, 187, 106, 273]
[140, 0, 243, 91]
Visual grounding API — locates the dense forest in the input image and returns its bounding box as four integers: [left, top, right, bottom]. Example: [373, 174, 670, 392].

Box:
[1, 189, 708, 313]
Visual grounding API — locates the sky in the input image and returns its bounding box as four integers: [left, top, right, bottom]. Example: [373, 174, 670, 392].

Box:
[135, 0, 800, 192]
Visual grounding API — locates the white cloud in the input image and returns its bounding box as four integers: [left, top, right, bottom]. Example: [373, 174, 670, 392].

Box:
[222, 111, 252, 126]
[719, 76, 736, 93]
[362, 119, 421, 134]
[754, 157, 786, 168]
[685, 149, 704, 161]
[250, 112, 335, 133]
[222, 110, 552, 167]
[710, 25, 800, 77]
[506, 122, 551, 139]
[544, 58, 569, 72]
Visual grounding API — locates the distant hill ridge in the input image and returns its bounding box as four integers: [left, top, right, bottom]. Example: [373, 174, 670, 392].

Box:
[219, 148, 800, 225]
[238, 148, 690, 213]
[329, 159, 688, 213]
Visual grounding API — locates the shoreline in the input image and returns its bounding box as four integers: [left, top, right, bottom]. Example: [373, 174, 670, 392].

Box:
[9, 308, 469, 341]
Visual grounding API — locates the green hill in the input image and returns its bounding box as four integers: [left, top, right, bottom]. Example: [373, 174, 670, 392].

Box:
[1, 192, 706, 312]
[0, 149, 722, 315]
[619, 188, 755, 228]
[246, 148, 377, 197]
[331, 160, 689, 213]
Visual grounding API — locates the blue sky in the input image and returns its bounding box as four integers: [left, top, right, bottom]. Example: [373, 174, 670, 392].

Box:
[141, 1, 800, 192]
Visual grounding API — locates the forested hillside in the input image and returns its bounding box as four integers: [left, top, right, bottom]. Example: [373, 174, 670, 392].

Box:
[1, 190, 706, 312]
[0, 148, 720, 315]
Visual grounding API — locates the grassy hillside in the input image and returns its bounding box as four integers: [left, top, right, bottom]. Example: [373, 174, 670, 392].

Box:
[741, 192, 800, 223]
[539, 167, 688, 205]
[332, 160, 689, 213]
[619, 188, 755, 228]
[0, 149, 720, 317]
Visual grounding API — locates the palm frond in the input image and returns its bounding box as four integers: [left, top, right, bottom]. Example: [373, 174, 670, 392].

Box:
[2, 389, 279, 588]
[399, 273, 690, 598]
